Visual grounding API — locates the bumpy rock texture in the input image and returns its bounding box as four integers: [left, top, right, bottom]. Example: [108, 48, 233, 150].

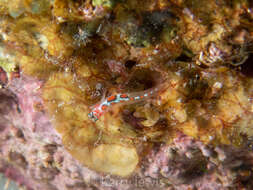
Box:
[0, 0, 253, 189]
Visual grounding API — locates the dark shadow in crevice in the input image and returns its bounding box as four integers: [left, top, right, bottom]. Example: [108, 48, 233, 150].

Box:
[125, 60, 136, 70]
[240, 53, 253, 78]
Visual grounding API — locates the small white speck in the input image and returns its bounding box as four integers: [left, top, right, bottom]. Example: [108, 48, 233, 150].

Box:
[176, 98, 182, 103]
[209, 45, 217, 56]
[56, 16, 65, 22]
[58, 102, 64, 107]
[175, 71, 181, 76]
[153, 49, 159, 54]
[183, 8, 194, 19]
[1, 33, 8, 40]
[213, 82, 222, 89]
[65, 67, 70, 72]
[199, 51, 204, 61]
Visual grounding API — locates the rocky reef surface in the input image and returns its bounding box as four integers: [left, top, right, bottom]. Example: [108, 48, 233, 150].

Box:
[0, 0, 253, 189]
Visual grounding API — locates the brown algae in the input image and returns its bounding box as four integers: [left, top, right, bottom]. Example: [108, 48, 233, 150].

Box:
[0, 0, 253, 177]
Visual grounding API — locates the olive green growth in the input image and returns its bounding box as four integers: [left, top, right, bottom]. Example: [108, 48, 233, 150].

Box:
[0, 59, 16, 78]
[92, 0, 116, 8]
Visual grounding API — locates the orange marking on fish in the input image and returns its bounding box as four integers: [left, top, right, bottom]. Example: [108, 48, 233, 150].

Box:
[88, 83, 166, 122]
[101, 105, 107, 110]
[107, 95, 116, 102]
[120, 94, 128, 98]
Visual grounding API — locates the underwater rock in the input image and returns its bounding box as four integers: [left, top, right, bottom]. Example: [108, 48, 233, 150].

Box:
[0, 0, 253, 189]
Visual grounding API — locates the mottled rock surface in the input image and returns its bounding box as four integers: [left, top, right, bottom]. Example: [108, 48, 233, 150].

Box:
[0, 75, 252, 190]
[0, 0, 253, 189]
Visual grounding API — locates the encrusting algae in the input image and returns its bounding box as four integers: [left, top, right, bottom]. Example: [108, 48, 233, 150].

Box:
[0, 0, 253, 177]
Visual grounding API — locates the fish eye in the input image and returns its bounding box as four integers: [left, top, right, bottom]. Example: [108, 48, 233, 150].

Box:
[88, 113, 92, 118]
[88, 112, 98, 122]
